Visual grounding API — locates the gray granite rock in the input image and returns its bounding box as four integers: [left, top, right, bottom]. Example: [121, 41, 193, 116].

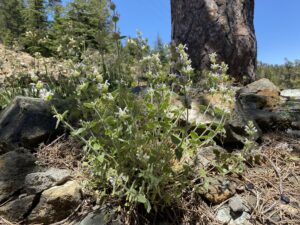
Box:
[25, 168, 71, 194]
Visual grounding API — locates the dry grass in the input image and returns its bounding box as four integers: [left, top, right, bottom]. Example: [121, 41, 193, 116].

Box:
[241, 133, 300, 225]
[36, 136, 84, 175]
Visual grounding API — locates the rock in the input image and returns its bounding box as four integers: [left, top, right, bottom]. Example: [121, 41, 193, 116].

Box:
[25, 168, 71, 194]
[244, 194, 257, 211]
[240, 78, 280, 94]
[0, 96, 58, 148]
[281, 89, 300, 100]
[216, 206, 232, 224]
[0, 150, 36, 203]
[170, 93, 214, 126]
[234, 212, 251, 225]
[79, 211, 109, 225]
[236, 79, 300, 132]
[200, 177, 236, 204]
[78, 210, 121, 225]
[287, 129, 300, 138]
[223, 108, 262, 146]
[27, 181, 81, 224]
[229, 195, 246, 213]
[216, 206, 251, 225]
[0, 142, 14, 155]
[0, 195, 35, 222]
[192, 145, 227, 169]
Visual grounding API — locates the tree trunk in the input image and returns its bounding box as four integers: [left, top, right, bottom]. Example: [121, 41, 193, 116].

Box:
[171, 0, 257, 83]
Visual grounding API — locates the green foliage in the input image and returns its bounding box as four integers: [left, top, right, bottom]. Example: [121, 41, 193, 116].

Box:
[153, 35, 169, 64]
[49, 0, 112, 59]
[51, 39, 233, 214]
[0, 0, 112, 57]
[257, 60, 300, 89]
[0, 0, 24, 45]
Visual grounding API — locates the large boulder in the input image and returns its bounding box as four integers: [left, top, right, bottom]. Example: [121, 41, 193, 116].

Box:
[0, 96, 58, 148]
[236, 78, 300, 132]
[27, 181, 82, 224]
[0, 150, 36, 203]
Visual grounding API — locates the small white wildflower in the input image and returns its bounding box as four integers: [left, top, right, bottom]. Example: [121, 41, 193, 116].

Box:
[101, 80, 110, 93]
[211, 72, 219, 78]
[219, 83, 228, 92]
[209, 87, 217, 93]
[105, 93, 114, 101]
[209, 52, 217, 63]
[141, 45, 147, 50]
[182, 65, 193, 74]
[57, 45, 63, 53]
[42, 91, 54, 102]
[210, 63, 219, 70]
[143, 154, 150, 161]
[127, 38, 137, 46]
[116, 107, 129, 119]
[223, 107, 231, 114]
[30, 72, 38, 82]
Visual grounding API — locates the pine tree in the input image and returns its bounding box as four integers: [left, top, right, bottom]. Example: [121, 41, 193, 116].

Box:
[0, 0, 24, 45]
[67, 0, 111, 49]
[23, 0, 48, 32]
[21, 0, 50, 55]
[153, 35, 168, 64]
[49, 0, 112, 59]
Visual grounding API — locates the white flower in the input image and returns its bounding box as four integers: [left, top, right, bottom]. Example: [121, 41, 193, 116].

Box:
[116, 107, 129, 119]
[42, 91, 54, 102]
[127, 38, 137, 46]
[209, 87, 217, 93]
[182, 65, 193, 74]
[219, 83, 228, 92]
[209, 52, 217, 63]
[147, 87, 155, 95]
[30, 72, 38, 82]
[210, 63, 219, 70]
[57, 45, 63, 53]
[101, 80, 110, 93]
[105, 93, 114, 101]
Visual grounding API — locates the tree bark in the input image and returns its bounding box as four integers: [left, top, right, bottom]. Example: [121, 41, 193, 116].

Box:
[171, 0, 257, 83]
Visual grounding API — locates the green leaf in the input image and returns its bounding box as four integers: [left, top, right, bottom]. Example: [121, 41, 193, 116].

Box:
[190, 131, 199, 140]
[199, 168, 206, 178]
[171, 134, 181, 145]
[72, 127, 86, 136]
[93, 143, 101, 151]
[137, 194, 151, 213]
[175, 147, 183, 161]
[137, 194, 147, 204]
[96, 154, 105, 163]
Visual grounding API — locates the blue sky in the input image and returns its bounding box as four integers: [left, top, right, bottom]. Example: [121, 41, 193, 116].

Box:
[64, 0, 300, 65]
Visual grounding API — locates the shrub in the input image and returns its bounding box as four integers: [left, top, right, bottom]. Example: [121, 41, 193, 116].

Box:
[53, 41, 234, 217]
